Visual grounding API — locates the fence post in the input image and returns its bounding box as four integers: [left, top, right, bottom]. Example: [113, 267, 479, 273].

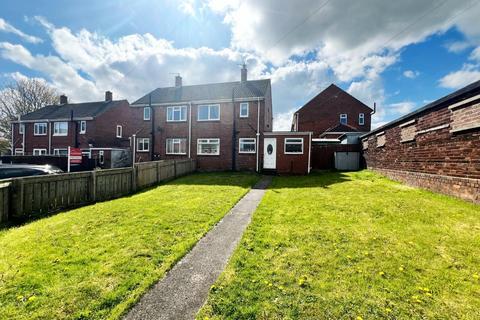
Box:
[174, 160, 177, 178]
[0, 182, 10, 223]
[90, 170, 97, 202]
[12, 179, 24, 218]
[156, 161, 161, 184]
[131, 165, 137, 192]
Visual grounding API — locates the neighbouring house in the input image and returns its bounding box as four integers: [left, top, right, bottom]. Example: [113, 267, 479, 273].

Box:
[292, 84, 373, 138]
[130, 65, 274, 171]
[11, 91, 140, 168]
[361, 80, 480, 203]
[291, 84, 373, 170]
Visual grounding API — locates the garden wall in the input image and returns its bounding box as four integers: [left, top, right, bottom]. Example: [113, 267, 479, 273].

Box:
[361, 81, 480, 203]
[0, 159, 196, 222]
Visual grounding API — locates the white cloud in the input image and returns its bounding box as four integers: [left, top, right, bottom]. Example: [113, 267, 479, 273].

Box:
[403, 70, 420, 79]
[273, 109, 296, 131]
[439, 65, 480, 89]
[389, 101, 416, 114]
[0, 18, 42, 44]
[444, 41, 472, 53]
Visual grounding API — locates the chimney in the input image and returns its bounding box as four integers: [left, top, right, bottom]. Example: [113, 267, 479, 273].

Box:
[175, 75, 182, 87]
[105, 91, 113, 101]
[60, 94, 68, 104]
[241, 63, 247, 82]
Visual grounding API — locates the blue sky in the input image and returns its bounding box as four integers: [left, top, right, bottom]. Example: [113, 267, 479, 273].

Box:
[1, 0, 480, 130]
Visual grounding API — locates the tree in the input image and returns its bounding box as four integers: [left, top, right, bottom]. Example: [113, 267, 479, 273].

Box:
[0, 78, 58, 153]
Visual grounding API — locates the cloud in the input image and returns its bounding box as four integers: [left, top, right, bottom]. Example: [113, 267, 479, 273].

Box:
[444, 41, 472, 53]
[389, 101, 416, 114]
[403, 70, 420, 79]
[0, 18, 42, 44]
[273, 109, 296, 131]
[439, 64, 480, 89]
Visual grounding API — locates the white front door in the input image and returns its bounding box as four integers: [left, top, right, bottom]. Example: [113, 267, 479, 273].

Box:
[263, 138, 276, 169]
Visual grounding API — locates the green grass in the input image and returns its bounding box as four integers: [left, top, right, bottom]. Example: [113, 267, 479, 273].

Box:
[198, 171, 480, 319]
[0, 172, 259, 320]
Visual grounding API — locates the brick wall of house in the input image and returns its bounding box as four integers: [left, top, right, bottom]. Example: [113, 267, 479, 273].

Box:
[295, 84, 372, 136]
[362, 96, 480, 203]
[134, 98, 270, 171]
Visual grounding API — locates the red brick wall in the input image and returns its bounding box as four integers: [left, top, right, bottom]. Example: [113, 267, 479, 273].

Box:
[295, 85, 372, 136]
[362, 100, 480, 203]
[266, 133, 310, 175]
[135, 99, 269, 171]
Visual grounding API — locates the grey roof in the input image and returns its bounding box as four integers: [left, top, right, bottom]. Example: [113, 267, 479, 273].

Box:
[20, 100, 127, 121]
[362, 79, 480, 138]
[131, 79, 271, 105]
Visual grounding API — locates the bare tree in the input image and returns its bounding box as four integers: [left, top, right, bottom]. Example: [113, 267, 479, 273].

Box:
[0, 78, 58, 153]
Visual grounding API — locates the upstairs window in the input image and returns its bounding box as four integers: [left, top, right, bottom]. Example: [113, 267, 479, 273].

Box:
[240, 102, 249, 118]
[340, 114, 348, 125]
[167, 106, 186, 122]
[116, 125, 122, 138]
[34, 123, 47, 136]
[19, 124, 25, 134]
[284, 138, 303, 154]
[359, 113, 365, 125]
[198, 104, 220, 121]
[79, 121, 86, 134]
[53, 122, 68, 136]
[144, 107, 151, 120]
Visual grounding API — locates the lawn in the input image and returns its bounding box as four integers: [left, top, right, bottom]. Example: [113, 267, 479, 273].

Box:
[198, 171, 480, 319]
[0, 172, 259, 320]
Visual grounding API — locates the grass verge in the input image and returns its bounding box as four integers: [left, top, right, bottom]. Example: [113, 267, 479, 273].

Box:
[0, 172, 258, 320]
[198, 171, 480, 319]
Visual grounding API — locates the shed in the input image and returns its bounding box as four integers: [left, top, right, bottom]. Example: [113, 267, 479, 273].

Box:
[263, 132, 312, 174]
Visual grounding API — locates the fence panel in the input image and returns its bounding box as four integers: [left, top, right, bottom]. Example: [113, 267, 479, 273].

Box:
[1, 159, 196, 222]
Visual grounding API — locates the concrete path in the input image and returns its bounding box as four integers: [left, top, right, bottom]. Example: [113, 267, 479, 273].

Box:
[124, 176, 272, 320]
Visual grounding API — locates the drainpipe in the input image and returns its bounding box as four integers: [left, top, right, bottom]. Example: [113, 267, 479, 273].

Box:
[231, 89, 236, 171]
[149, 94, 155, 161]
[10, 122, 14, 155]
[22, 123, 25, 155]
[308, 132, 312, 174]
[48, 121, 52, 154]
[188, 102, 192, 158]
[132, 134, 136, 166]
[256, 97, 260, 173]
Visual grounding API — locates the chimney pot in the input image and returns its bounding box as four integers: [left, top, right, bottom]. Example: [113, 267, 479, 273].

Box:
[105, 91, 113, 101]
[241, 63, 247, 82]
[60, 94, 68, 104]
[175, 75, 182, 87]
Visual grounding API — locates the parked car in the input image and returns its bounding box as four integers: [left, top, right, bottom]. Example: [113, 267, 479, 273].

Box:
[0, 164, 63, 180]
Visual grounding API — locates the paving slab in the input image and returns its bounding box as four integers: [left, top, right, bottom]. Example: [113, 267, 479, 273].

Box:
[124, 176, 272, 320]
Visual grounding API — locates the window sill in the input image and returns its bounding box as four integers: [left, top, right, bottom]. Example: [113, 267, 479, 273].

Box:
[34, 134, 47, 136]
[197, 153, 220, 156]
[166, 120, 187, 123]
[53, 134, 68, 137]
[284, 152, 304, 155]
[166, 153, 187, 156]
[239, 151, 256, 154]
[450, 123, 480, 133]
[136, 150, 149, 153]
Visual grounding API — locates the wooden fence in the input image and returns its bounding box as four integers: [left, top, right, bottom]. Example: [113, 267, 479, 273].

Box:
[0, 159, 196, 223]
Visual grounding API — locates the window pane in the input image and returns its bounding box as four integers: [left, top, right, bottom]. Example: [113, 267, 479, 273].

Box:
[210, 105, 219, 119]
[167, 108, 173, 121]
[198, 106, 209, 120]
[285, 144, 302, 153]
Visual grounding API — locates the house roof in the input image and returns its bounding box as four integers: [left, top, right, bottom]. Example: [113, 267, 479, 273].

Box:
[323, 123, 361, 133]
[294, 83, 373, 115]
[362, 79, 480, 139]
[131, 79, 271, 106]
[19, 100, 127, 121]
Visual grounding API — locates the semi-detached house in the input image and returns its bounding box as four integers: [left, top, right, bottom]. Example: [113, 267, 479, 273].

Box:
[130, 67, 274, 171]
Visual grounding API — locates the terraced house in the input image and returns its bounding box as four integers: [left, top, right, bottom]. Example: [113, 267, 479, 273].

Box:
[11, 91, 140, 167]
[131, 65, 273, 171]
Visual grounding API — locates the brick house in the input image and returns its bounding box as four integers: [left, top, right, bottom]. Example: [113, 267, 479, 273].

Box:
[130, 66, 273, 171]
[361, 80, 480, 203]
[11, 91, 141, 168]
[292, 84, 372, 138]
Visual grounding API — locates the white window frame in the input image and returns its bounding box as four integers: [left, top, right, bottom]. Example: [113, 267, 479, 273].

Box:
[15, 148, 24, 155]
[340, 114, 348, 125]
[116, 125, 123, 138]
[34, 122, 47, 136]
[166, 138, 187, 155]
[198, 104, 220, 121]
[137, 138, 150, 152]
[53, 148, 68, 156]
[53, 121, 68, 136]
[33, 148, 47, 156]
[284, 138, 304, 154]
[19, 124, 25, 135]
[359, 113, 365, 125]
[240, 102, 249, 118]
[197, 138, 220, 155]
[167, 106, 187, 122]
[99, 150, 105, 164]
[239, 138, 256, 154]
[79, 121, 86, 134]
[144, 107, 151, 121]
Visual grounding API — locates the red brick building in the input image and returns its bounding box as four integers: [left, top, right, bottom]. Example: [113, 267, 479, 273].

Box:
[130, 67, 273, 171]
[292, 84, 372, 137]
[11, 91, 142, 168]
[361, 80, 480, 203]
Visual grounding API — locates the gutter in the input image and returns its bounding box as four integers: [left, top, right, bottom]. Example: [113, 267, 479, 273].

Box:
[256, 97, 260, 173]
[131, 97, 266, 107]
